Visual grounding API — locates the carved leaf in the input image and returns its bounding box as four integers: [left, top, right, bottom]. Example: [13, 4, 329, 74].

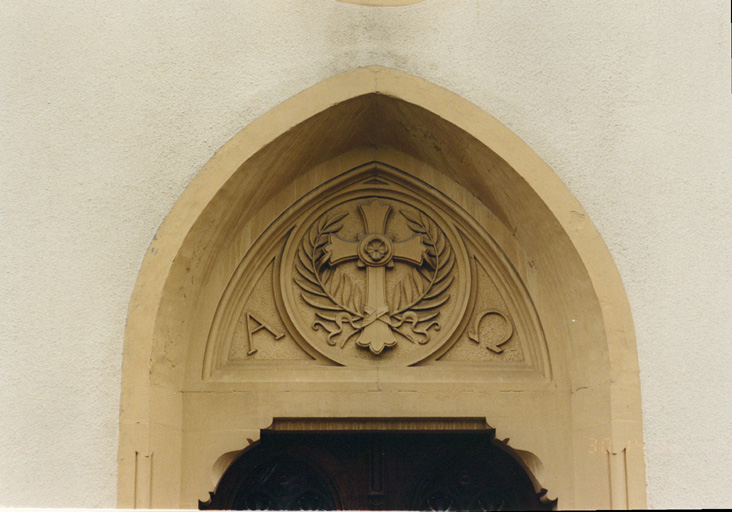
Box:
[323, 211, 348, 231]
[303, 233, 314, 255]
[409, 295, 450, 311]
[316, 251, 330, 272]
[301, 293, 345, 311]
[406, 221, 426, 233]
[435, 233, 446, 256]
[295, 261, 319, 287]
[434, 251, 455, 283]
[417, 266, 432, 281]
[314, 234, 329, 251]
[321, 267, 333, 285]
[391, 283, 402, 312]
[321, 223, 343, 235]
[342, 275, 352, 304]
[330, 270, 343, 296]
[314, 311, 340, 322]
[296, 278, 328, 298]
[423, 253, 436, 271]
[403, 279, 412, 304]
[401, 209, 420, 223]
[295, 211, 362, 318]
[353, 285, 364, 314]
[411, 268, 424, 295]
[391, 207, 455, 317]
[298, 249, 315, 274]
[424, 274, 454, 300]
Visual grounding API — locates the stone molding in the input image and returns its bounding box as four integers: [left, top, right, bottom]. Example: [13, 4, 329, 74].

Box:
[118, 66, 646, 509]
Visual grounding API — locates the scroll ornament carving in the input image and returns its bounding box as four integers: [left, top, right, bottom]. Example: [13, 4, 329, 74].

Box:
[295, 199, 453, 355]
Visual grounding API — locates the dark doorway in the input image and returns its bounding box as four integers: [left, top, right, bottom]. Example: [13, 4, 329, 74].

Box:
[201, 429, 555, 511]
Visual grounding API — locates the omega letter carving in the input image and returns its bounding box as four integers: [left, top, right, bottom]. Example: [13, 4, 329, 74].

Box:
[468, 309, 513, 354]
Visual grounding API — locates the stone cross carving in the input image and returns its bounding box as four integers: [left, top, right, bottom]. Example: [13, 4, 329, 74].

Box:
[324, 199, 427, 354]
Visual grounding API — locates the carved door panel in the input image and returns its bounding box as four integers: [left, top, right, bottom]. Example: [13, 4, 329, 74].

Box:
[201, 431, 554, 511]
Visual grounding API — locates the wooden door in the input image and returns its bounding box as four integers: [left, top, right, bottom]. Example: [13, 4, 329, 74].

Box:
[201, 430, 554, 511]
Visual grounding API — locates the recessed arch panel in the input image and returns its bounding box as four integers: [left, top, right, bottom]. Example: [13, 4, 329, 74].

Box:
[118, 66, 646, 509]
[203, 161, 550, 375]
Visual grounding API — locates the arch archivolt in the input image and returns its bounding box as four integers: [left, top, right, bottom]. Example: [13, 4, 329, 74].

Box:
[118, 67, 646, 509]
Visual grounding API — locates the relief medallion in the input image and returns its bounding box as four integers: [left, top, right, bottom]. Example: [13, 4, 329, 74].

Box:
[279, 176, 472, 366]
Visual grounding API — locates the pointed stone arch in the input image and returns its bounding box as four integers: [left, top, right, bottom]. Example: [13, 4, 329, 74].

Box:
[118, 66, 646, 509]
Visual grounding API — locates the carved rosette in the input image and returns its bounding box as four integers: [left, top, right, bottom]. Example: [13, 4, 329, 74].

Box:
[280, 185, 471, 366]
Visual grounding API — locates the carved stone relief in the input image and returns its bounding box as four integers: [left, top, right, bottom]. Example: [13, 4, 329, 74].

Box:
[281, 190, 471, 366]
[438, 259, 525, 363]
[227, 260, 311, 362]
[204, 163, 546, 376]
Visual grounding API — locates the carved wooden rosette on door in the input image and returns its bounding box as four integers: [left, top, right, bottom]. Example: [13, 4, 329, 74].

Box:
[203, 163, 548, 375]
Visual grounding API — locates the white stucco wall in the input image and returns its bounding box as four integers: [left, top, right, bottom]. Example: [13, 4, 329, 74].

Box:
[1, 0, 730, 508]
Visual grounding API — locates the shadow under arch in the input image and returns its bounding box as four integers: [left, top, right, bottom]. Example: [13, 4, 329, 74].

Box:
[117, 66, 646, 509]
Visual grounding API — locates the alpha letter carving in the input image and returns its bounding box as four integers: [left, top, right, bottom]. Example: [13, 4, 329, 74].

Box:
[245, 312, 285, 356]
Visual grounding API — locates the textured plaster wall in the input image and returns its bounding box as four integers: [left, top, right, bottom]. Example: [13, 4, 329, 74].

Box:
[1, 0, 730, 508]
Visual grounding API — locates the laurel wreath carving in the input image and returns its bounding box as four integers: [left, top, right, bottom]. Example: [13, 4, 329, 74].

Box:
[295, 208, 454, 348]
[391, 210, 454, 314]
[389, 210, 453, 343]
[295, 212, 364, 346]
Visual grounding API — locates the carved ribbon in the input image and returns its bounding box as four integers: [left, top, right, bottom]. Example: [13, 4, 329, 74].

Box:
[393, 312, 440, 345]
[313, 312, 362, 347]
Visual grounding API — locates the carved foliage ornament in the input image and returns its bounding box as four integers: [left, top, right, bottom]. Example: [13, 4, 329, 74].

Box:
[295, 199, 453, 355]
[279, 174, 472, 366]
